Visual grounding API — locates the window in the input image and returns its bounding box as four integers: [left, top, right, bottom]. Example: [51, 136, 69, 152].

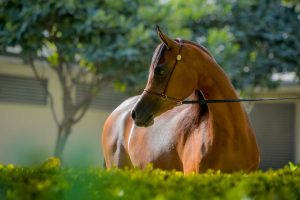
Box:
[0, 74, 47, 105]
[76, 84, 129, 111]
[250, 103, 295, 170]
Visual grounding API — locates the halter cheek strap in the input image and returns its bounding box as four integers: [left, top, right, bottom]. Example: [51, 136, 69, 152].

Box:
[144, 38, 184, 105]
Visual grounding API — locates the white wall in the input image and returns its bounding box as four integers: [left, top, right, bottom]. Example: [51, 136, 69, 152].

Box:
[0, 56, 110, 167]
[295, 103, 300, 163]
[253, 86, 300, 164]
[1, 56, 300, 167]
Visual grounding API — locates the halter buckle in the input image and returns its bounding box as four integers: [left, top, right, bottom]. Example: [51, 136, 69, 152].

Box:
[161, 94, 168, 100]
[176, 101, 183, 106]
[176, 54, 182, 61]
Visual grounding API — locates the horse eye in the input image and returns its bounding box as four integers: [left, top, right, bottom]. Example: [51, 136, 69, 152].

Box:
[154, 67, 165, 76]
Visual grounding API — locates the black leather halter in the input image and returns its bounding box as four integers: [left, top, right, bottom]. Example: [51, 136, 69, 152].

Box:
[144, 38, 184, 105]
[144, 40, 300, 106]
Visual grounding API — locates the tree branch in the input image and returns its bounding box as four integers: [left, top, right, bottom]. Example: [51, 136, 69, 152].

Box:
[54, 61, 75, 109]
[74, 80, 96, 111]
[71, 102, 91, 125]
[71, 75, 106, 124]
[28, 56, 60, 126]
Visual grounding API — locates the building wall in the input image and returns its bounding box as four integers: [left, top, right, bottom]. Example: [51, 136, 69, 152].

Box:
[0, 56, 110, 167]
[1, 56, 300, 169]
[295, 103, 300, 162]
[250, 103, 295, 170]
[249, 87, 300, 168]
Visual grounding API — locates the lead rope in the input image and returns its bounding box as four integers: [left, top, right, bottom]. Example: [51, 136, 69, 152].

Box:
[180, 97, 300, 106]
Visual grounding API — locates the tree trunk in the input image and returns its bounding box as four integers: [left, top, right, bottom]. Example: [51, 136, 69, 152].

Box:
[54, 125, 71, 160]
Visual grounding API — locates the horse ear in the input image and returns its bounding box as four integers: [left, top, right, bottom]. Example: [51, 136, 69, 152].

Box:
[156, 25, 176, 48]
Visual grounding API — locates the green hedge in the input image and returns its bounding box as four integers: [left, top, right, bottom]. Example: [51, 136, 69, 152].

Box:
[0, 158, 299, 200]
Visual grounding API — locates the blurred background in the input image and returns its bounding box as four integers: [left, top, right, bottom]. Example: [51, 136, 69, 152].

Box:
[0, 0, 299, 170]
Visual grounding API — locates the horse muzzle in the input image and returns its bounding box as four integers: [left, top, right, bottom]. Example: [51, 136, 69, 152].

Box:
[131, 109, 154, 127]
[131, 95, 161, 127]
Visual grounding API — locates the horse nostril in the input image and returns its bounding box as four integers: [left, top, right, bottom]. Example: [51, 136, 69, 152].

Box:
[131, 110, 136, 120]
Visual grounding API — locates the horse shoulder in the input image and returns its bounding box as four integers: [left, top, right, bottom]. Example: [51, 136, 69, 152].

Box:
[127, 107, 189, 169]
[101, 96, 139, 168]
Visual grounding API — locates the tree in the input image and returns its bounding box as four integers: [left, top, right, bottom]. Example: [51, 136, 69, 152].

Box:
[0, 0, 169, 159]
[183, 0, 300, 91]
[283, 0, 300, 11]
[2, 0, 298, 159]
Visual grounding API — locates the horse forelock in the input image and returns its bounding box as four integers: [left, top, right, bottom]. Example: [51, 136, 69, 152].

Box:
[150, 43, 165, 69]
[150, 39, 214, 71]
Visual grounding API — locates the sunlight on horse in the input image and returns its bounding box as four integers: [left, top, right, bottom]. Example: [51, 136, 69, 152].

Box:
[102, 26, 260, 174]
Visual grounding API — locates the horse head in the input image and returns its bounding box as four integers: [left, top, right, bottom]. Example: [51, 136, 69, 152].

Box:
[131, 26, 199, 127]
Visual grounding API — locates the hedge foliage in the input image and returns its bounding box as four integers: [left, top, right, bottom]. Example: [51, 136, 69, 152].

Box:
[0, 158, 299, 200]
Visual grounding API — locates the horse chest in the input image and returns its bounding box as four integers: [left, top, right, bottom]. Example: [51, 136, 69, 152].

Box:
[128, 125, 181, 169]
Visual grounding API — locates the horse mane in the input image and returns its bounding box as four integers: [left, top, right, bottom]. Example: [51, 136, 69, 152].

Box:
[154, 39, 215, 68]
[181, 39, 217, 62]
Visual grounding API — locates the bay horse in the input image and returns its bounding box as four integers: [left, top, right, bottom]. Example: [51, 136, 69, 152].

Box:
[102, 26, 260, 174]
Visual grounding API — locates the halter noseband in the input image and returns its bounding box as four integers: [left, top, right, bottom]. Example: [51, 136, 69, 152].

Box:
[144, 38, 184, 106]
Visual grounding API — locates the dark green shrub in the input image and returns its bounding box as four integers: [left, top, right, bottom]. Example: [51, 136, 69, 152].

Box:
[0, 160, 299, 200]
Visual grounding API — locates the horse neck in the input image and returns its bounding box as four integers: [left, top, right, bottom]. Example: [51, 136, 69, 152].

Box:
[194, 51, 250, 138]
[199, 59, 238, 100]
